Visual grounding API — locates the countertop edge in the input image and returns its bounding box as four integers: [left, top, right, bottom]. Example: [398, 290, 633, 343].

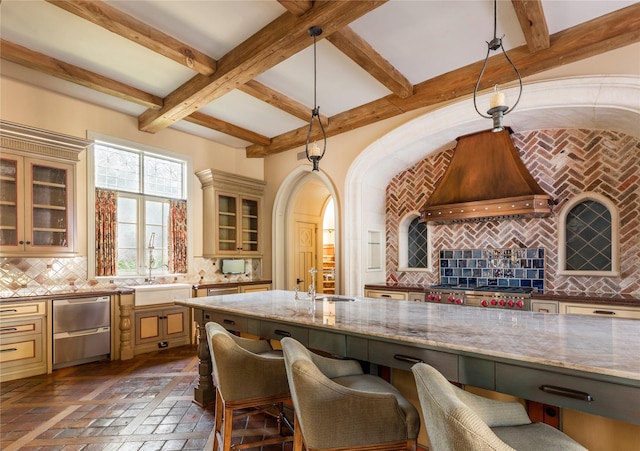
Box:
[364, 284, 640, 307]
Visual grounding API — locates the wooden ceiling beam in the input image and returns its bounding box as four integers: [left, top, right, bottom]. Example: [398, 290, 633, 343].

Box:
[138, 1, 387, 134]
[47, 0, 217, 76]
[278, 0, 412, 98]
[277, 0, 313, 16]
[185, 112, 271, 146]
[0, 39, 163, 109]
[327, 26, 413, 98]
[511, 0, 550, 53]
[238, 79, 328, 125]
[246, 3, 640, 157]
[0, 40, 274, 146]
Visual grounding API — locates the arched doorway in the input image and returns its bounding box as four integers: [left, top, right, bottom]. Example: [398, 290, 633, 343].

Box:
[272, 166, 340, 293]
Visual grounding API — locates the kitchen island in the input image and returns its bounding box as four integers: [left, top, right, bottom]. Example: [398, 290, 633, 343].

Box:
[177, 290, 640, 425]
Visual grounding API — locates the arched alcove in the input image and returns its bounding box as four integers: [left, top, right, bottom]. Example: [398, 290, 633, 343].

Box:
[345, 76, 640, 296]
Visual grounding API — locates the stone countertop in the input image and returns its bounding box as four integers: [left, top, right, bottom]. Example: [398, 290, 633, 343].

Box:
[0, 280, 273, 303]
[0, 287, 133, 303]
[364, 283, 640, 307]
[178, 290, 640, 382]
[192, 280, 272, 290]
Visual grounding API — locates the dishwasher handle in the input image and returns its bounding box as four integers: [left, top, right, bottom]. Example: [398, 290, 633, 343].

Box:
[54, 296, 110, 305]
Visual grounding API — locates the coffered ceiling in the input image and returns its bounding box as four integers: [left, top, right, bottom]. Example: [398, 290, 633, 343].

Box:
[1, 0, 638, 157]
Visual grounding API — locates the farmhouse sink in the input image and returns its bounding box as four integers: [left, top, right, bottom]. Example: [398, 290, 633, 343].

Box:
[127, 283, 192, 307]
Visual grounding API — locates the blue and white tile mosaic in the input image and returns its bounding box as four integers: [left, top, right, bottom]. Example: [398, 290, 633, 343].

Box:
[438, 248, 545, 292]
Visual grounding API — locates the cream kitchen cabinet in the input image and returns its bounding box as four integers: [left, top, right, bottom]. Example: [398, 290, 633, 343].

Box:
[364, 289, 408, 300]
[134, 306, 190, 354]
[196, 169, 265, 258]
[561, 302, 640, 319]
[0, 121, 91, 257]
[240, 283, 271, 293]
[0, 301, 48, 382]
[530, 300, 559, 314]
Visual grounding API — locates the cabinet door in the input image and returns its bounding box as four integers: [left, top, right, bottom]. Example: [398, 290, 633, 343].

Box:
[27, 158, 75, 252]
[215, 192, 261, 255]
[135, 310, 161, 345]
[164, 307, 188, 338]
[0, 155, 23, 251]
[0, 154, 76, 256]
[240, 197, 259, 252]
[216, 193, 238, 252]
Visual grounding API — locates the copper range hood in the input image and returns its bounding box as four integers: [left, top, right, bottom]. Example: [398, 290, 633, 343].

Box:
[420, 128, 552, 223]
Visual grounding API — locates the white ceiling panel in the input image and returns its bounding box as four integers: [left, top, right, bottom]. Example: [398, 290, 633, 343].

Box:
[199, 90, 308, 138]
[104, 0, 286, 59]
[257, 39, 392, 117]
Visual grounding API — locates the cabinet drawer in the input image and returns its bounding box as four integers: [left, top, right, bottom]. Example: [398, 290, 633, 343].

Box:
[0, 333, 44, 368]
[0, 317, 43, 337]
[564, 304, 640, 319]
[204, 311, 249, 334]
[408, 292, 426, 302]
[0, 302, 46, 319]
[309, 329, 346, 357]
[365, 290, 408, 300]
[368, 340, 458, 381]
[496, 363, 640, 424]
[260, 320, 308, 346]
[531, 300, 559, 314]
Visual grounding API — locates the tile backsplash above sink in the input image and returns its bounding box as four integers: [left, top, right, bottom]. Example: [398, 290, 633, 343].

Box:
[439, 248, 545, 292]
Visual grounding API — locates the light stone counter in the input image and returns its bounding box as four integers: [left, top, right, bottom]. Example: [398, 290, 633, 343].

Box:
[180, 290, 639, 380]
[178, 290, 640, 423]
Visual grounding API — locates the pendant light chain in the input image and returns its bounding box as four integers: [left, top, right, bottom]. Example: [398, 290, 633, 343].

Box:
[305, 26, 327, 172]
[472, 0, 523, 131]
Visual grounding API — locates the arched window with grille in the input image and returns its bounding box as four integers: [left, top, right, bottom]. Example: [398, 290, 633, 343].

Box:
[398, 213, 431, 271]
[558, 193, 619, 276]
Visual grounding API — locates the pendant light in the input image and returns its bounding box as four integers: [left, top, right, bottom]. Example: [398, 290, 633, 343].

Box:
[473, 0, 523, 132]
[305, 26, 326, 172]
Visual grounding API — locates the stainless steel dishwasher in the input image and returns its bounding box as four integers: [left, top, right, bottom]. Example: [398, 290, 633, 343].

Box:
[52, 296, 111, 369]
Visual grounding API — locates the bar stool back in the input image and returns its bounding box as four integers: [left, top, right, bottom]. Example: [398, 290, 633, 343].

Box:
[411, 362, 587, 451]
[206, 322, 293, 451]
[281, 336, 419, 451]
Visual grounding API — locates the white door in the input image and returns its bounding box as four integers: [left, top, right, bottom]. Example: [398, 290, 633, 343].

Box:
[294, 221, 316, 294]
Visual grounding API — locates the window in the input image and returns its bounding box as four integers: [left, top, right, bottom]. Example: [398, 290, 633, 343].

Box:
[89, 135, 191, 279]
[558, 192, 619, 276]
[408, 217, 428, 268]
[398, 213, 432, 271]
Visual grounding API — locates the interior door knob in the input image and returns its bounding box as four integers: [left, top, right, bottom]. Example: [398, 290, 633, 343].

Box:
[296, 278, 303, 284]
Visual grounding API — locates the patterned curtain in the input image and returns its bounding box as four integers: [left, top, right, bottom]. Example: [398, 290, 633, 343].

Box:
[169, 200, 188, 274]
[95, 189, 117, 276]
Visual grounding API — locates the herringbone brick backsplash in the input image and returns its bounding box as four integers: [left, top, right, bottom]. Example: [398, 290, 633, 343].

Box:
[386, 129, 640, 295]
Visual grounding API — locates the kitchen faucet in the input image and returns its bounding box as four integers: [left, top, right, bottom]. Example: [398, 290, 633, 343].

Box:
[145, 233, 168, 284]
[308, 267, 335, 299]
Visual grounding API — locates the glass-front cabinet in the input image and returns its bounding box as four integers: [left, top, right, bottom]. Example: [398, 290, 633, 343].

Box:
[0, 155, 74, 253]
[0, 120, 90, 256]
[196, 168, 265, 258]
[216, 192, 260, 253]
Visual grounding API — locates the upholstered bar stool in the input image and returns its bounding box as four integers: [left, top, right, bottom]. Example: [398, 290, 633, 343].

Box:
[280, 336, 419, 451]
[205, 322, 293, 451]
[411, 362, 587, 451]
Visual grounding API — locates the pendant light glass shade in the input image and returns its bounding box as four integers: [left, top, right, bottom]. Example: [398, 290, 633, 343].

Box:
[473, 0, 523, 132]
[305, 26, 327, 172]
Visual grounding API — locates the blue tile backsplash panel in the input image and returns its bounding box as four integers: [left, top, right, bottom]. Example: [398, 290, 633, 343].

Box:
[439, 248, 545, 292]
